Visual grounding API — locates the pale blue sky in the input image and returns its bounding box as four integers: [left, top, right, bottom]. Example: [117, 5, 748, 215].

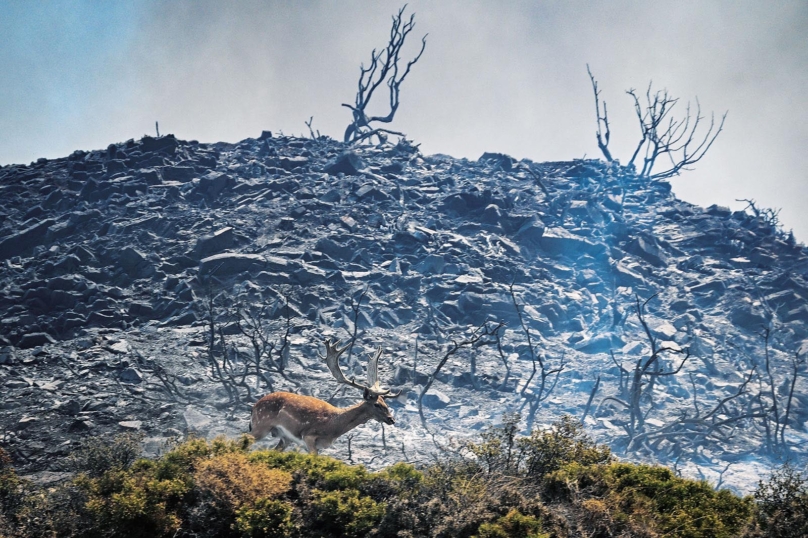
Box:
[1, 1, 807, 241]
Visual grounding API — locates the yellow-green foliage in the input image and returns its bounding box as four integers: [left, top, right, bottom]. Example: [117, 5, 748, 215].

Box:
[0, 447, 24, 536]
[754, 463, 808, 538]
[548, 462, 754, 538]
[235, 498, 295, 538]
[475, 509, 549, 538]
[246, 449, 389, 538]
[0, 447, 21, 510]
[465, 414, 611, 479]
[248, 449, 370, 490]
[69, 433, 143, 478]
[519, 415, 612, 478]
[377, 462, 423, 490]
[72, 435, 290, 538]
[79, 466, 188, 538]
[195, 452, 291, 512]
[310, 489, 386, 538]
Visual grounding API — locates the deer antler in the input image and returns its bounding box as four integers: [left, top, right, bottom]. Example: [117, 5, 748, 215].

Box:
[323, 339, 401, 399]
[366, 346, 401, 398]
[324, 339, 366, 392]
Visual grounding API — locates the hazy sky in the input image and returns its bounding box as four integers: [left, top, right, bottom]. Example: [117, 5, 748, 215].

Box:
[2, 1, 807, 240]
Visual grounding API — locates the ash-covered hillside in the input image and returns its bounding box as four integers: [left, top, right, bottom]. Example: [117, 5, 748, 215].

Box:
[1, 132, 806, 492]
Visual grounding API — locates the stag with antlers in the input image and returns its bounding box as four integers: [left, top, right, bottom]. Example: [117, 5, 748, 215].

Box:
[249, 339, 400, 454]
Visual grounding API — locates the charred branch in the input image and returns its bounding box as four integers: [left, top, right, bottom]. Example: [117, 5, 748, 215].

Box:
[418, 321, 503, 428]
[626, 83, 727, 180]
[343, 5, 427, 145]
[587, 65, 613, 162]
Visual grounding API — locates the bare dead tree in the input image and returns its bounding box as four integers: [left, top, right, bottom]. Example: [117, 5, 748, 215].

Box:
[197, 288, 300, 416]
[305, 116, 320, 140]
[598, 295, 690, 443]
[418, 321, 503, 428]
[202, 290, 237, 408]
[493, 329, 512, 391]
[234, 294, 297, 391]
[587, 64, 613, 162]
[626, 83, 727, 180]
[736, 198, 786, 238]
[343, 5, 427, 145]
[581, 375, 601, 422]
[628, 364, 761, 457]
[130, 349, 191, 404]
[346, 286, 369, 365]
[758, 329, 805, 456]
[507, 283, 566, 404]
[586, 67, 727, 180]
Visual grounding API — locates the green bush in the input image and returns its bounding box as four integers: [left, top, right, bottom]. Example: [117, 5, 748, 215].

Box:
[0, 447, 25, 537]
[518, 415, 612, 478]
[464, 414, 611, 479]
[235, 498, 295, 538]
[475, 509, 548, 538]
[69, 433, 143, 478]
[78, 465, 189, 538]
[248, 450, 370, 490]
[309, 489, 386, 538]
[547, 462, 754, 538]
[753, 463, 808, 538]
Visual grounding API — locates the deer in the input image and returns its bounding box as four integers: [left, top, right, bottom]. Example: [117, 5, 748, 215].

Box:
[249, 338, 401, 455]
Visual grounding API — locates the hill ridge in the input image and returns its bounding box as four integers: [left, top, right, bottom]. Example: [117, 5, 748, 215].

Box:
[0, 132, 806, 493]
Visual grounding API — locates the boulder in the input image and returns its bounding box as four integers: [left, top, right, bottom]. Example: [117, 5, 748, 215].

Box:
[421, 390, 451, 409]
[540, 227, 605, 257]
[160, 165, 196, 182]
[193, 227, 235, 259]
[478, 152, 515, 171]
[18, 332, 56, 349]
[0, 218, 56, 260]
[626, 236, 669, 267]
[199, 253, 266, 276]
[324, 152, 365, 176]
[120, 367, 143, 384]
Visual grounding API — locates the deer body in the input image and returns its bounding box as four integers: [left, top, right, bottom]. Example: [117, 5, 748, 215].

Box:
[249, 339, 399, 455]
[250, 391, 393, 454]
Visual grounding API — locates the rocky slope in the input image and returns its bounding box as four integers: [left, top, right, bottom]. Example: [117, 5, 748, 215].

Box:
[1, 132, 806, 492]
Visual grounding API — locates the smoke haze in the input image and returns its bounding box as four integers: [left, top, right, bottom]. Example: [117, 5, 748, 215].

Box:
[1, 1, 806, 239]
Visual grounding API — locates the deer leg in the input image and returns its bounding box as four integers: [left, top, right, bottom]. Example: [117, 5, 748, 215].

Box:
[304, 436, 319, 455]
[274, 438, 286, 451]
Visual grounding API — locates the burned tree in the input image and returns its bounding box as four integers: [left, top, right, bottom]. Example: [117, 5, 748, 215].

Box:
[626, 83, 726, 179]
[418, 321, 503, 428]
[587, 64, 613, 163]
[758, 329, 805, 456]
[508, 283, 566, 430]
[587, 66, 727, 180]
[343, 5, 427, 145]
[599, 295, 690, 444]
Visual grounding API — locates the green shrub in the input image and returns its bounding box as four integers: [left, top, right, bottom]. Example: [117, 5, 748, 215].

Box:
[475, 509, 548, 538]
[77, 465, 189, 538]
[518, 415, 611, 479]
[70, 435, 277, 538]
[309, 488, 386, 538]
[464, 414, 611, 480]
[0, 447, 22, 516]
[547, 462, 754, 538]
[69, 432, 143, 477]
[195, 452, 291, 513]
[249, 450, 370, 490]
[235, 498, 295, 538]
[1, 422, 773, 538]
[753, 463, 808, 538]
